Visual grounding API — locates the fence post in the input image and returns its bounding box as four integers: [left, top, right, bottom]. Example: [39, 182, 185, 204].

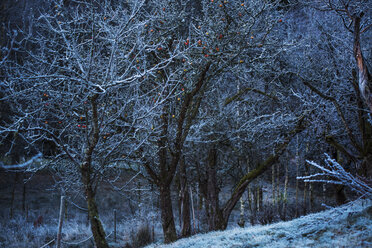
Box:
[56, 196, 66, 248]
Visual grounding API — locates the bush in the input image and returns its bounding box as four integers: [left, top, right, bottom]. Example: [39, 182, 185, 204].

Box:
[130, 225, 152, 248]
[257, 204, 276, 225]
[123, 242, 133, 248]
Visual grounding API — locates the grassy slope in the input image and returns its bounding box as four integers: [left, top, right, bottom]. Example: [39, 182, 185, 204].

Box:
[147, 199, 372, 248]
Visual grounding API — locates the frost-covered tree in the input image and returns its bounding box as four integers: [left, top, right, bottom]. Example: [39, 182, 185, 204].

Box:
[176, 0, 309, 230]
[0, 1, 175, 246]
[287, 1, 372, 180]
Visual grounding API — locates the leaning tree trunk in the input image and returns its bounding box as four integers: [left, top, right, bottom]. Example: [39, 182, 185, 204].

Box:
[218, 116, 306, 230]
[159, 184, 178, 243]
[81, 162, 109, 248]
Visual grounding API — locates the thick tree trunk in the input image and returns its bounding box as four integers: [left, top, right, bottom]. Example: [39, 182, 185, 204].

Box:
[159, 185, 178, 243]
[86, 187, 108, 248]
[206, 147, 225, 230]
[179, 157, 191, 237]
[79, 95, 109, 248]
[353, 14, 372, 113]
[81, 163, 109, 248]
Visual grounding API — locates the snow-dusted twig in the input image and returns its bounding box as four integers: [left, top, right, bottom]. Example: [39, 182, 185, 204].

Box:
[298, 154, 372, 198]
[0, 153, 42, 170]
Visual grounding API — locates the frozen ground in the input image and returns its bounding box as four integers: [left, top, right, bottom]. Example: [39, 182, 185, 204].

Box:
[147, 199, 372, 248]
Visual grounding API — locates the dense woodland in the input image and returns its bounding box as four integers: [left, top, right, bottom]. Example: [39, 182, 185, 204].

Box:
[0, 0, 371, 247]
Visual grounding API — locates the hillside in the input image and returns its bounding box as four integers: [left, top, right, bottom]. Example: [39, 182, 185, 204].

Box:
[147, 199, 372, 248]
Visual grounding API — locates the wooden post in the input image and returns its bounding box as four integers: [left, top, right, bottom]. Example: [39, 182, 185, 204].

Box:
[56, 196, 65, 248]
[114, 209, 117, 242]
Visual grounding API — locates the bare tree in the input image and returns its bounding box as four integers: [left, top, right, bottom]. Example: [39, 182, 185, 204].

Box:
[0, 1, 171, 246]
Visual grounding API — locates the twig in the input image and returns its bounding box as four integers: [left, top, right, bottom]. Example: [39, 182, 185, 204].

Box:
[39, 238, 55, 248]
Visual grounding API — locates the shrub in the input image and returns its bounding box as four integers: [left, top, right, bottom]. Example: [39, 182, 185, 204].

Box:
[130, 225, 152, 248]
[257, 204, 276, 225]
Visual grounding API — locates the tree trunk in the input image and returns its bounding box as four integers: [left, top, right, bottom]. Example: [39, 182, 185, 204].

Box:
[276, 163, 280, 202]
[238, 197, 245, 227]
[258, 186, 263, 212]
[159, 185, 177, 243]
[10, 172, 18, 218]
[86, 187, 108, 248]
[295, 152, 299, 217]
[220, 116, 305, 230]
[252, 188, 257, 224]
[283, 161, 288, 220]
[81, 162, 109, 248]
[272, 165, 275, 204]
[322, 183, 326, 206]
[303, 168, 307, 216]
[335, 185, 347, 205]
[205, 147, 226, 230]
[179, 157, 191, 237]
[353, 14, 372, 113]
[22, 176, 26, 213]
[309, 182, 313, 212]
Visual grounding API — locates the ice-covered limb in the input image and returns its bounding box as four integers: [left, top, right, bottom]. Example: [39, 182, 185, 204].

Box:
[0, 152, 42, 170]
[300, 154, 372, 198]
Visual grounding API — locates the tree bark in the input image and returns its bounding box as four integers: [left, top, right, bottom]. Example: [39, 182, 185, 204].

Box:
[79, 94, 109, 248]
[303, 162, 308, 215]
[81, 162, 109, 248]
[219, 116, 306, 230]
[10, 172, 18, 218]
[56, 196, 65, 248]
[206, 147, 225, 230]
[22, 174, 26, 213]
[272, 165, 276, 204]
[159, 185, 178, 243]
[353, 14, 372, 113]
[179, 157, 191, 237]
